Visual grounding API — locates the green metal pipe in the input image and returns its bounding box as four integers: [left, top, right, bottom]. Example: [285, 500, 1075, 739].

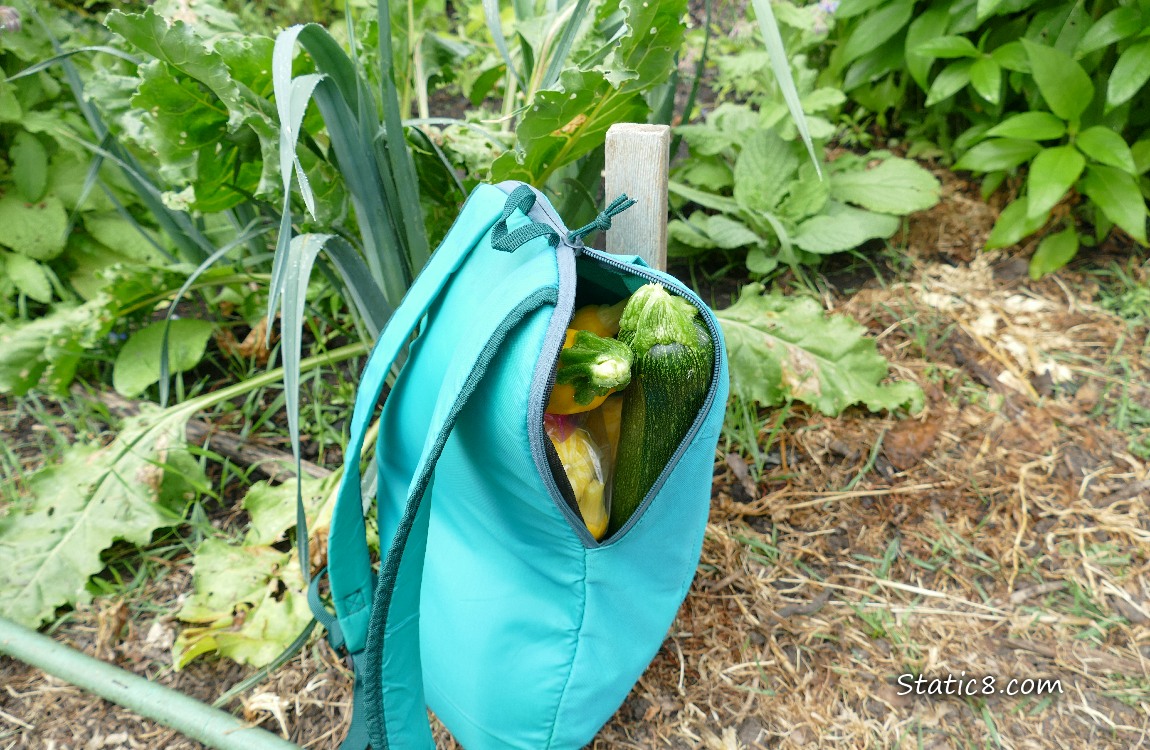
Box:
[0, 615, 301, 750]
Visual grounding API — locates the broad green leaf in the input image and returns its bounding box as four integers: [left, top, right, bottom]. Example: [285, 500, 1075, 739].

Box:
[83, 213, 167, 265]
[1107, 39, 1150, 108]
[801, 88, 847, 113]
[778, 161, 830, 222]
[1022, 39, 1093, 122]
[969, 57, 1002, 104]
[905, 6, 951, 90]
[1075, 126, 1137, 174]
[844, 36, 907, 92]
[0, 77, 21, 123]
[980, 170, 1007, 200]
[1028, 228, 1079, 278]
[835, 0, 889, 20]
[242, 473, 340, 547]
[914, 36, 980, 58]
[1051, 3, 1093, 57]
[734, 130, 799, 214]
[0, 407, 202, 627]
[669, 214, 763, 256]
[11, 131, 48, 202]
[491, 69, 646, 184]
[214, 35, 277, 99]
[174, 472, 338, 668]
[829, 157, 941, 214]
[172, 539, 312, 669]
[0, 298, 115, 395]
[107, 9, 279, 198]
[67, 238, 139, 300]
[191, 141, 265, 214]
[132, 59, 230, 160]
[985, 111, 1066, 140]
[715, 283, 924, 415]
[745, 247, 779, 275]
[675, 157, 734, 192]
[113, 319, 215, 398]
[0, 194, 67, 261]
[704, 216, 762, 252]
[105, 8, 247, 130]
[671, 213, 759, 257]
[985, 199, 1048, 249]
[977, 0, 1005, 20]
[954, 138, 1042, 172]
[991, 41, 1029, 72]
[667, 181, 742, 214]
[1027, 145, 1085, 219]
[925, 60, 973, 106]
[5, 253, 52, 303]
[793, 202, 901, 254]
[674, 123, 736, 157]
[1132, 139, 1150, 175]
[841, 0, 915, 64]
[669, 217, 719, 254]
[601, 0, 688, 88]
[494, 0, 685, 185]
[46, 153, 115, 212]
[1075, 7, 1142, 59]
[1079, 164, 1149, 244]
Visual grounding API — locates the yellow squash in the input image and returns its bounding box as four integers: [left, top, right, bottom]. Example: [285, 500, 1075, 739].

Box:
[544, 302, 630, 415]
[546, 330, 612, 414]
[548, 425, 609, 539]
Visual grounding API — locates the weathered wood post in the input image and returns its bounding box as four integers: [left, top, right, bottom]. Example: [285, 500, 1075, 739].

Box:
[604, 123, 671, 271]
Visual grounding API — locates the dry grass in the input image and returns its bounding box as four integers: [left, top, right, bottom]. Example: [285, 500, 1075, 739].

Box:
[3, 179, 1150, 748]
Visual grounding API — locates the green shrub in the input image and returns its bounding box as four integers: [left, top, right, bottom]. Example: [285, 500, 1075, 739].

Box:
[828, 0, 1150, 277]
[0, 8, 169, 312]
[668, 1, 940, 274]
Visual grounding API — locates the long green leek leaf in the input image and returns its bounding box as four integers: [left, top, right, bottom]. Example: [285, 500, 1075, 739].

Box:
[750, 0, 821, 177]
[484, 0, 526, 90]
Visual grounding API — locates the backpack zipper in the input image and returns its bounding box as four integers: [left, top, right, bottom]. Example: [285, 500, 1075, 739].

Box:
[502, 182, 723, 547]
[574, 248, 724, 545]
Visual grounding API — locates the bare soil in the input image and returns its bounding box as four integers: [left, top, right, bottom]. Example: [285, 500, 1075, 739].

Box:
[3, 169, 1150, 748]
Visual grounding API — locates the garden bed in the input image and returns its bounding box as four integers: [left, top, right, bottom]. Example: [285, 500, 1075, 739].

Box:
[3, 173, 1147, 749]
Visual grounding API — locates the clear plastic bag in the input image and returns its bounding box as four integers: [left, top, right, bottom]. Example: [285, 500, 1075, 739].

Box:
[544, 407, 619, 541]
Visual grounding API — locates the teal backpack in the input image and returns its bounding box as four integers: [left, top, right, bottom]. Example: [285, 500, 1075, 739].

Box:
[311, 181, 729, 749]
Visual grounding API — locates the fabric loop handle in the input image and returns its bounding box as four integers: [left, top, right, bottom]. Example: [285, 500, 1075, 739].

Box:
[492, 185, 636, 253]
[491, 185, 559, 252]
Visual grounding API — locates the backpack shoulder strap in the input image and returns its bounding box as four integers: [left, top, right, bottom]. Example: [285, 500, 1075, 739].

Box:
[324, 183, 510, 654]
[320, 182, 567, 749]
[362, 265, 560, 749]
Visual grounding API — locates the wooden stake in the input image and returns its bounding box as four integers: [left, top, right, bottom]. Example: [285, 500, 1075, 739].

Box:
[604, 123, 670, 271]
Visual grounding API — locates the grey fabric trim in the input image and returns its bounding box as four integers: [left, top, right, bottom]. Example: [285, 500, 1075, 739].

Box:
[527, 241, 598, 547]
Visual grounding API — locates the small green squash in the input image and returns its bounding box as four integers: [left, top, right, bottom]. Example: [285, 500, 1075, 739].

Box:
[608, 284, 713, 536]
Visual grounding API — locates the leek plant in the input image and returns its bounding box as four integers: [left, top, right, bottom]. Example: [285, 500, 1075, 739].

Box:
[267, 0, 818, 495]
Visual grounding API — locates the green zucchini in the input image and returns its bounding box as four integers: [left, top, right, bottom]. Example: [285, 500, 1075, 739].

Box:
[608, 284, 713, 536]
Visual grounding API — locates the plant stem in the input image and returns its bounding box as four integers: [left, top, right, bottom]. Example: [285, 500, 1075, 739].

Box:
[176, 342, 369, 417]
[0, 615, 300, 750]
